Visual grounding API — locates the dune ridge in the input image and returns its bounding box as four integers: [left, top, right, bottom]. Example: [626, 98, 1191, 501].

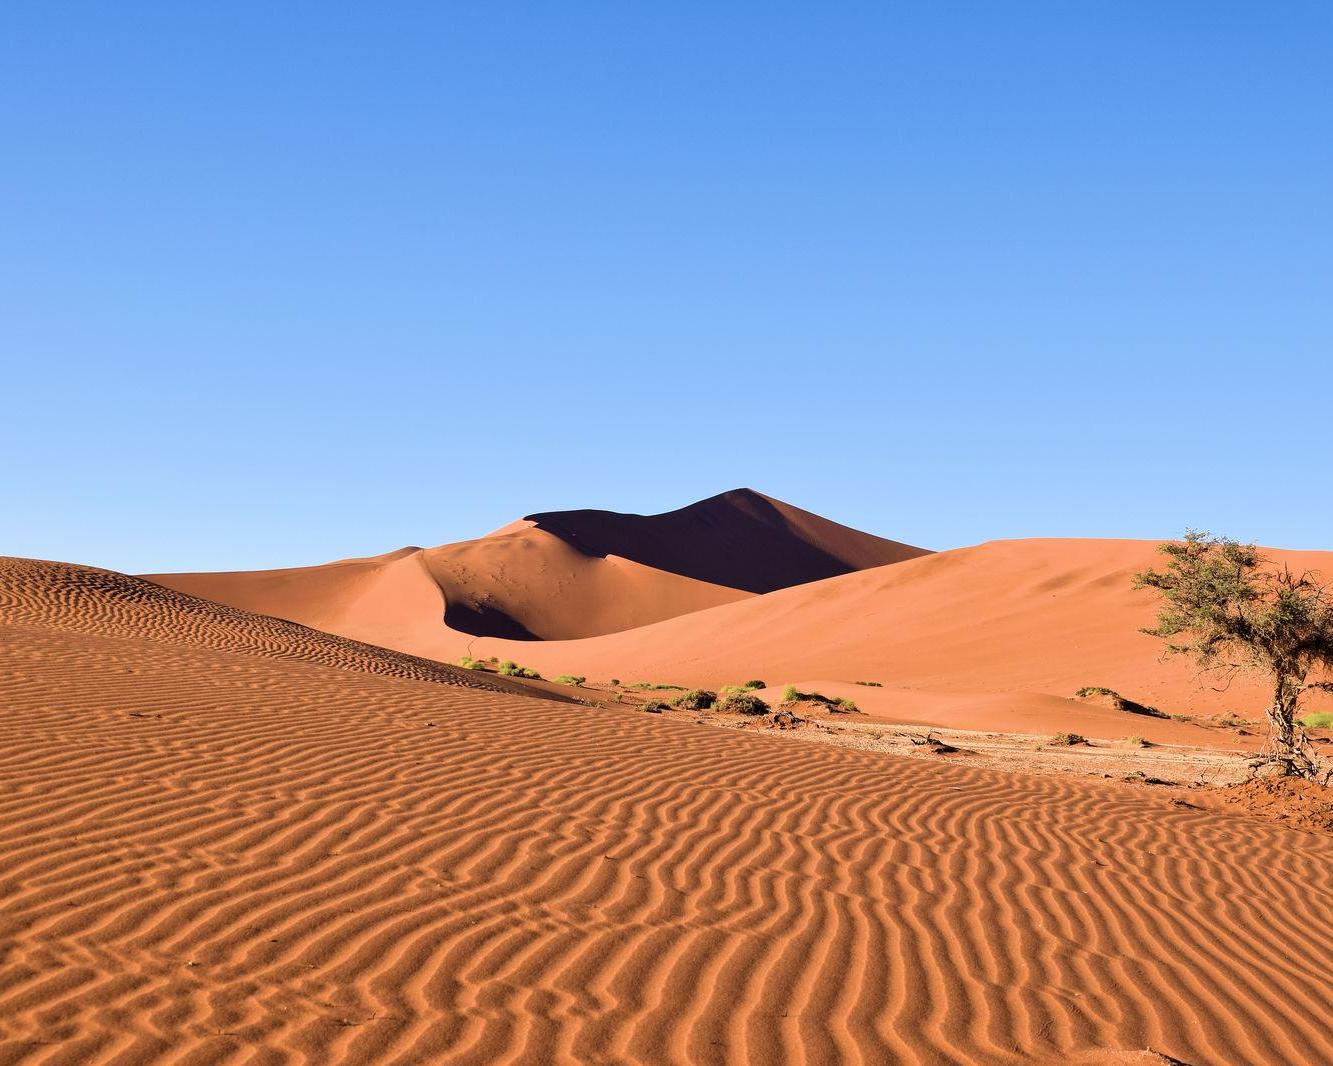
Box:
[0, 557, 547, 699]
[456, 537, 1333, 720]
[521, 487, 930, 593]
[148, 489, 926, 644]
[2, 555, 1332, 1064]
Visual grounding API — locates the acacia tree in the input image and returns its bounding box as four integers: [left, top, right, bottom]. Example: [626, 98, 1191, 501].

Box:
[1134, 531, 1333, 782]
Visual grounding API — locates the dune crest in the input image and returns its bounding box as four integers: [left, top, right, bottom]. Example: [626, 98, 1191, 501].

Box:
[458, 537, 1333, 720]
[149, 488, 925, 643]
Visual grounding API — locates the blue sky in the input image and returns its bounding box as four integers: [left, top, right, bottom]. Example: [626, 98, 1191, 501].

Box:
[3, 3, 1330, 573]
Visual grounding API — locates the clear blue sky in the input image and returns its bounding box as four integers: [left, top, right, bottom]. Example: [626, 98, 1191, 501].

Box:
[3, 3, 1330, 573]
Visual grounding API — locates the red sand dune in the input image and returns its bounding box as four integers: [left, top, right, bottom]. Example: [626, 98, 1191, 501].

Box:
[4, 555, 1332, 1064]
[150, 502, 1333, 738]
[518, 488, 930, 594]
[150, 489, 921, 643]
[459, 537, 1333, 728]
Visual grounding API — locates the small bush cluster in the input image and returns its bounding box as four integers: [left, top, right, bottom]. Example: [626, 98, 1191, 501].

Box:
[778, 685, 858, 713]
[670, 689, 717, 710]
[1051, 732, 1090, 746]
[553, 674, 586, 687]
[629, 682, 686, 691]
[498, 660, 542, 679]
[457, 655, 480, 669]
[1299, 712, 1333, 729]
[715, 691, 769, 716]
[1073, 686, 1167, 719]
[855, 680, 883, 687]
[743, 679, 766, 690]
[641, 700, 668, 714]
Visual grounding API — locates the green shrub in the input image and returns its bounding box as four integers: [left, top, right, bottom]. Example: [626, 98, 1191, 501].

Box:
[1123, 736, 1149, 747]
[670, 689, 717, 711]
[641, 700, 668, 714]
[498, 660, 542, 679]
[553, 674, 586, 687]
[743, 679, 766, 690]
[832, 697, 859, 713]
[1073, 686, 1166, 719]
[629, 682, 686, 691]
[716, 691, 769, 716]
[1299, 712, 1333, 729]
[781, 684, 799, 703]
[457, 655, 479, 669]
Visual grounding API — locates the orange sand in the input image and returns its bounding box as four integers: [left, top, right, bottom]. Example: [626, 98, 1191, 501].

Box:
[157, 527, 1333, 734]
[3, 556, 1332, 1064]
[149, 489, 925, 644]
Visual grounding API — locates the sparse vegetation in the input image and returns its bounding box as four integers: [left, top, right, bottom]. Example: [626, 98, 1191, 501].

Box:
[1124, 736, 1149, 748]
[670, 689, 717, 710]
[743, 679, 766, 689]
[554, 674, 586, 687]
[629, 682, 687, 691]
[1300, 712, 1333, 729]
[1136, 532, 1333, 781]
[1074, 686, 1167, 719]
[777, 685, 860, 713]
[498, 660, 542, 679]
[1051, 732, 1089, 746]
[457, 655, 480, 669]
[716, 691, 769, 716]
[641, 700, 668, 714]
[610, 678, 620, 687]
[855, 680, 883, 687]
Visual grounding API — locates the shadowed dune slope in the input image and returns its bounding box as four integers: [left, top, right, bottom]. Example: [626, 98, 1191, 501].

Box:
[2, 555, 1332, 1064]
[149, 489, 922, 642]
[464, 538, 1333, 719]
[523, 487, 930, 593]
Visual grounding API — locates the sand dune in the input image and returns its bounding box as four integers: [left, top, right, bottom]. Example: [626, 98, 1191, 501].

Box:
[520, 487, 930, 593]
[2, 555, 1331, 1064]
[459, 538, 1333, 723]
[149, 536, 749, 648]
[151, 517, 1333, 732]
[150, 489, 917, 644]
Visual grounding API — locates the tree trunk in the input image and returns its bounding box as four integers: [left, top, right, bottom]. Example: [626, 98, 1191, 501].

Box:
[1260, 675, 1322, 781]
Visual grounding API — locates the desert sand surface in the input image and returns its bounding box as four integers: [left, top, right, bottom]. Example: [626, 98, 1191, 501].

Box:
[3, 555, 1332, 1065]
[157, 520, 1333, 731]
[453, 537, 1333, 724]
[149, 489, 925, 645]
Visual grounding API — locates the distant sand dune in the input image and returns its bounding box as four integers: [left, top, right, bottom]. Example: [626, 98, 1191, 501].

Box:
[2, 556, 1331, 1064]
[149, 488, 927, 644]
[458, 537, 1333, 721]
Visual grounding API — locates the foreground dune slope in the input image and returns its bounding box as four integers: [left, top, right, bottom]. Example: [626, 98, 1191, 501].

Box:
[0, 557, 541, 698]
[2, 557, 1332, 1064]
[467, 538, 1333, 718]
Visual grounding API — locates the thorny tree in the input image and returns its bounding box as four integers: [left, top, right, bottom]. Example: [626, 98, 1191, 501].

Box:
[1135, 532, 1333, 783]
